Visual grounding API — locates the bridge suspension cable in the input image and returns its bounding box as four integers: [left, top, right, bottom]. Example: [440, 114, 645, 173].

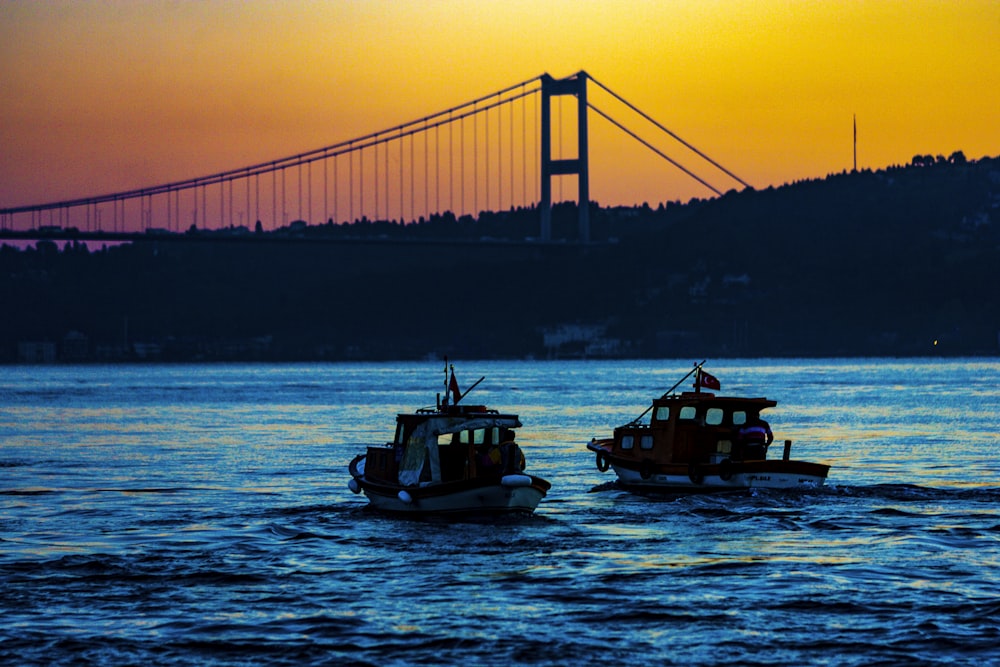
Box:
[588, 103, 724, 197]
[1, 76, 543, 216]
[587, 74, 751, 190]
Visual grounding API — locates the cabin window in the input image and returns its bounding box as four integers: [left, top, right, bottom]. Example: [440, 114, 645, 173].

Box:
[473, 429, 485, 445]
[491, 427, 500, 444]
[620, 435, 634, 450]
[733, 411, 747, 426]
[679, 406, 697, 421]
[640, 435, 654, 450]
[437, 432, 455, 446]
[654, 406, 670, 421]
[458, 430, 470, 444]
[706, 408, 724, 426]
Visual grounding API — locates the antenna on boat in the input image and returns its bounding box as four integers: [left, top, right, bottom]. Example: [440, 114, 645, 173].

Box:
[438, 357, 485, 407]
[627, 360, 706, 424]
[458, 376, 486, 403]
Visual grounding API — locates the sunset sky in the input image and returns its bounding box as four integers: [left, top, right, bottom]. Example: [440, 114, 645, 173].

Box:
[2, 0, 998, 223]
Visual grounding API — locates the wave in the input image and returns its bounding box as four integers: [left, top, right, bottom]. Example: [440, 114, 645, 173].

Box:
[825, 482, 1000, 503]
[592, 481, 1000, 503]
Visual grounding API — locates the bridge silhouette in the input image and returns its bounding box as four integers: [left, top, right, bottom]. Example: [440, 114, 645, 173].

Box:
[1, 71, 748, 245]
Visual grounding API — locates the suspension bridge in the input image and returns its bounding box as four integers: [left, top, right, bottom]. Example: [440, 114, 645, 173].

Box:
[0, 71, 748, 245]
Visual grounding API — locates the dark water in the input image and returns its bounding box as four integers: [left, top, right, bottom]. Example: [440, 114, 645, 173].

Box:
[2, 359, 999, 666]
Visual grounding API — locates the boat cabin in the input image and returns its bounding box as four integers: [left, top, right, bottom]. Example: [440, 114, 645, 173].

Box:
[364, 405, 525, 487]
[611, 392, 778, 467]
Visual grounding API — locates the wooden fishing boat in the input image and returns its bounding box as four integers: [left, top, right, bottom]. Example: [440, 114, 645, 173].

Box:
[348, 362, 551, 516]
[587, 363, 830, 492]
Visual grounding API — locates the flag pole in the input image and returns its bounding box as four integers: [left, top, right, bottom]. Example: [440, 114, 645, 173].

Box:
[442, 356, 449, 406]
[666, 360, 705, 398]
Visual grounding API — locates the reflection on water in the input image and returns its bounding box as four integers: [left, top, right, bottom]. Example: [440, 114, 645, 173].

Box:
[1, 359, 999, 666]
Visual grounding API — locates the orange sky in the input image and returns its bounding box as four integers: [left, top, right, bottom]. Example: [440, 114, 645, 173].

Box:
[2, 0, 998, 221]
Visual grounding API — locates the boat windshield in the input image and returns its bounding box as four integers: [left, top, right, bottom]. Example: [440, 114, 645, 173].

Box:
[457, 428, 488, 445]
[455, 426, 510, 445]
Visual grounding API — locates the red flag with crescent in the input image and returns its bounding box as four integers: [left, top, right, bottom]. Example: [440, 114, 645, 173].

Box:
[698, 370, 720, 391]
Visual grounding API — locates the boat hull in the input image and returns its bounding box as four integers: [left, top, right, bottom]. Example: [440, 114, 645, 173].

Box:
[361, 481, 548, 515]
[589, 442, 828, 493]
[350, 455, 550, 516]
[610, 460, 828, 492]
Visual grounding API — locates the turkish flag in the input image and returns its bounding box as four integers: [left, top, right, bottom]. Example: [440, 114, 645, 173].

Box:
[698, 370, 720, 391]
[449, 371, 461, 404]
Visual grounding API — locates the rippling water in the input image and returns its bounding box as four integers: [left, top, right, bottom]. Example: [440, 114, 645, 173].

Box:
[2, 359, 999, 666]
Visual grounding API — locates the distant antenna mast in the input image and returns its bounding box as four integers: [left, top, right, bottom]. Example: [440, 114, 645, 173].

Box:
[853, 114, 857, 172]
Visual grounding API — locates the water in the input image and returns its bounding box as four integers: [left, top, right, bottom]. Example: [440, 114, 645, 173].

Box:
[2, 359, 999, 666]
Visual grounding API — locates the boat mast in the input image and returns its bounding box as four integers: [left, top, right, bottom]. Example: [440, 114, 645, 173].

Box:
[439, 357, 449, 408]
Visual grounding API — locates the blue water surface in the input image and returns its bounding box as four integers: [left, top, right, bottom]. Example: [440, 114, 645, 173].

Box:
[2, 359, 999, 666]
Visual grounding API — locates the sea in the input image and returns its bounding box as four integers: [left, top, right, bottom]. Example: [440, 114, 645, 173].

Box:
[2, 359, 999, 666]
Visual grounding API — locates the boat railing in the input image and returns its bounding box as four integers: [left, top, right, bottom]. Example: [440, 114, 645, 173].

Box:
[415, 406, 502, 415]
[617, 421, 653, 430]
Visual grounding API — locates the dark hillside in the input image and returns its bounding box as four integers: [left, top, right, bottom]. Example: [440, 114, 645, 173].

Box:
[2, 155, 998, 361]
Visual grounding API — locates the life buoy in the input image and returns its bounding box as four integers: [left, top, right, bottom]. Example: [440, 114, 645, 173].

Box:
[640, 459, 654, 480]
[688, 464, 704, 485]
[501, 474, 533, 488]
[719, 458, 734, 481]
[596, 451, 611, 472]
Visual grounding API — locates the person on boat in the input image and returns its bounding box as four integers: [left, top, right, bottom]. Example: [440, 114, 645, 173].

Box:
[476, 427, 514, 477]
[501, 441, 526, 475]
[490, 428, 525, 476]
[477, 442, 503, 476]
[737, 415, 773, 460]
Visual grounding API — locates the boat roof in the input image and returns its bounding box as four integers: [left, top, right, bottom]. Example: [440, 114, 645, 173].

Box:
[405, 404, 513, 417]
[397, 403, 522, 430]
[653, 391, 777, 410]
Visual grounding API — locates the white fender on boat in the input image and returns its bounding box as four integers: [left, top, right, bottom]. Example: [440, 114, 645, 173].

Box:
[348, 478, 361, 494]
[398, 490, 414, 504]
[501, 474, 532, 488]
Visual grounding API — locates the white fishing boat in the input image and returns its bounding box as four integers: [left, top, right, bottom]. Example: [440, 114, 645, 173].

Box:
[348, 362, 551, 516]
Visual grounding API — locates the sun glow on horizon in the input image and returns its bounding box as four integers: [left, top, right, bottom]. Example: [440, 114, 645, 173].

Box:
[1, 0, 997, 218]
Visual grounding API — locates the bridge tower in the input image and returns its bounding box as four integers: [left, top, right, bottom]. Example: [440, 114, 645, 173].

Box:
[540, 71, 590, 243]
